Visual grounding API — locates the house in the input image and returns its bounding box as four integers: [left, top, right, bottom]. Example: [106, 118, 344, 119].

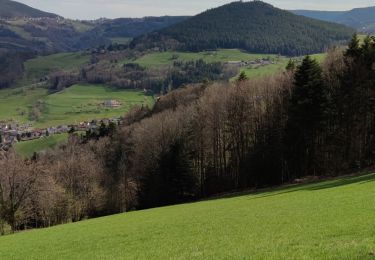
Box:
[104, 100, 121, 108]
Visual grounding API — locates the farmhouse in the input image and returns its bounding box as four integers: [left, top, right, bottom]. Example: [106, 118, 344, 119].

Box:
[103, 100, 121, 108]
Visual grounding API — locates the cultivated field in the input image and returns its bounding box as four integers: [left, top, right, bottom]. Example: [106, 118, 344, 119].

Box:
[0, 173, 373, 259]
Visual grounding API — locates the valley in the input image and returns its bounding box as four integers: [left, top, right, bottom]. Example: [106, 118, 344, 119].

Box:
[0, 0, 374, 258]
[0, 45, 328, 157]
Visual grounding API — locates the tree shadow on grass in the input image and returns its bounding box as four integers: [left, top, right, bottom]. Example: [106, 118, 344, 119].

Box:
[247, 172, 375, 200]
[304, 173, 375, 191]
[207, 172, 375, 201]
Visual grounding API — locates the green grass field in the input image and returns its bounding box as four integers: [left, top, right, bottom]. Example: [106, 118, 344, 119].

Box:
[239, 58, 289, 79]
[0, 84, 154, 127]
[125, 49, 326, 80]
[14, 133, 69, 158]
[126, 49, 280, 68]
[0, 173, 373, 259]
[236, 53, 326, 80]
[0, 86, 48, 123]
[19, 52, 90, 86]
[38, 84, 153, 127]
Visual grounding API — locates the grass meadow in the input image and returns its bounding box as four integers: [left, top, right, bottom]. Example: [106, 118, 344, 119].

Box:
[0, 84, 154, 127]
[126, 49, 280, 68]
[37, 84, 154, 127]
[19, 52, 90, 86]
[0, 173, 373, 259]
[14, 133, 69, 158]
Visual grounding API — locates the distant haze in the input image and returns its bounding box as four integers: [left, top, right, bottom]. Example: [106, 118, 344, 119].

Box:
[15, 0, 375, 20]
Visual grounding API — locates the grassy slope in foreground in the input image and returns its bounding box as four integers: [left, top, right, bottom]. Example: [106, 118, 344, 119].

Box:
[14, 133, 69, 158]
[0, 173, 374, 259]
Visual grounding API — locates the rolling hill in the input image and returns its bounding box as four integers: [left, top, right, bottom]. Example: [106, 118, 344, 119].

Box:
[0, 1, 187, 88]
[132, 1, 355, 56]
[292, 6, 375, 33]
[0, 0, 58, 19]
[0, 172, 373, 259]
[94, 16, 189, 40]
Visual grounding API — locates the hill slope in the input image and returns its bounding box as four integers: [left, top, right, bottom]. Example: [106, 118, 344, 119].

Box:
[0, 0, 57, 18]
[0, 173, 374, 259]
[292, 6, 375, 33]
[132, 1, 354, 56]
[94, 16, 189, 39]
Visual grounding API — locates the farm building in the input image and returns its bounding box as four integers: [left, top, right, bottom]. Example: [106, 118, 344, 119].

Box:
[103, 100, 121, 108]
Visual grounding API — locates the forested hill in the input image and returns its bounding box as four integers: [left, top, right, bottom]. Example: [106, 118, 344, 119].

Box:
[0, 0, 58, 18]
[94, 16, 189, 38]
[132, 1, 355, 56]
[292, 6, 375, 33]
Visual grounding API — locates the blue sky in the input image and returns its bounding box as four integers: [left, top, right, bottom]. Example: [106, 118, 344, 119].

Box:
[18, 0, 375, 20]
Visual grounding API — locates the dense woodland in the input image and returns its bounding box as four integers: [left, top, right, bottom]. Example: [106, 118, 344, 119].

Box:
[94, 16, 189, 39]
[0, 50, 33, 88]
[1, 35, 374, 234]
[132, 1, 354, 55]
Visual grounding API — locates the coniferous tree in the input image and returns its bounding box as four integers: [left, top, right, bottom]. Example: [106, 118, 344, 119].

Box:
[286, 59, 296, 71]
[285, 56, 328, 177]
[139, 139, 197, 208]
[237, 71, 248, 82]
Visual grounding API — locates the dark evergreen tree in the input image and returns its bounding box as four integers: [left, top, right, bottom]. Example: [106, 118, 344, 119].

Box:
[285, 56, 328, 177]
[237, 71, 248, 82]
[139, 139, 198, 208]
[286, 59, 296, 71]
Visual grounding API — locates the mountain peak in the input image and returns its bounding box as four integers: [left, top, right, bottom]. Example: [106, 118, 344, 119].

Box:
[133, 1, 354, 56]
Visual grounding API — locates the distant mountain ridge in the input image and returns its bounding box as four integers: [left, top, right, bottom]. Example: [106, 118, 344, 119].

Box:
[132, 1, 354, 56]
[94, 16, 189, 38]
[0, 0, 58, 19]
[292, 6, 375, 33]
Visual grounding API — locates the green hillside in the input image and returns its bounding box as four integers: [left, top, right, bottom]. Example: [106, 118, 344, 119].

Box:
[0, 0, 57, 18]
[38, 84, 153, 127]
[14, 133, 69, 157]
[126, 49, 279, 68]
[0, 173, 373, 259]
[0, 84, 154, 127]
[19, 52, 90, 86]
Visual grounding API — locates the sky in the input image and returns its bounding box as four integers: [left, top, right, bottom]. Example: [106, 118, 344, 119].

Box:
[17, 0, 375, 20]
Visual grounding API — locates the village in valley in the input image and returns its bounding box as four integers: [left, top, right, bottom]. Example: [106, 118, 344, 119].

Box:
[0, 99, 124, 152]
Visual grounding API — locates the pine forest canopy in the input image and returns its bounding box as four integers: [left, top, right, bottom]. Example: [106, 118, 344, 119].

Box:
[132, 1, 355, 56]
